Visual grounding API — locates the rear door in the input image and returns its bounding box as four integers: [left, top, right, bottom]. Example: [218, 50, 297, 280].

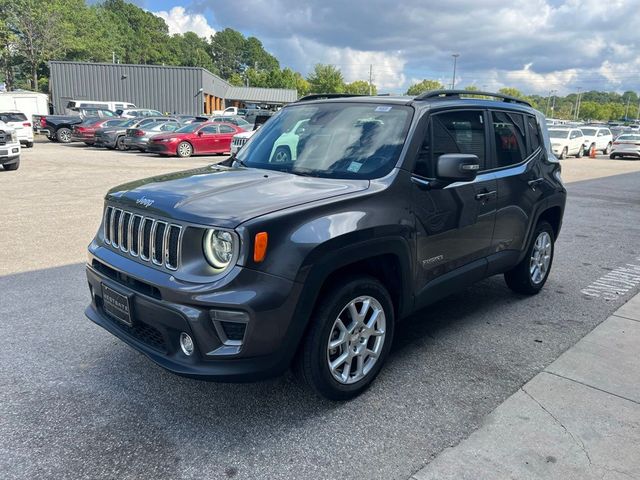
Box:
[412, 109, 497, 294]
[217, 124, 237, 152]
[488, 110, 544, 273]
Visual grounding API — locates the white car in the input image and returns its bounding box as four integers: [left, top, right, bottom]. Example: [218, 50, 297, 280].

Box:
[117, 108, 164, 118]
[0, 122, 22, 170]
[212, 106, 239, 116]
[230, 129, 257, 155]
[0, 111, 34, 147]
[549, 127, 585, 159]
[580, 126, 613, 155]
[610, 133, 640, 159]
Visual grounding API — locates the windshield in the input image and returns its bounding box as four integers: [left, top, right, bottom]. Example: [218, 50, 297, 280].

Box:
[581, 128, 597, 136]
[618, 134, 640, 141]
[176, 124, 200, 133]
[236, 103, 413, 179]
[121, 119, 138, 128]
[549, 130, 569, 139]
[0, 113, 27, 122]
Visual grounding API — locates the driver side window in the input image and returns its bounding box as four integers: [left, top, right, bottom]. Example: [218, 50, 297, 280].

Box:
[414, 110, 486, 178]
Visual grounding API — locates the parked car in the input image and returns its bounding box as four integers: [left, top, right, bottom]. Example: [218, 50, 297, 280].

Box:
[548, 127, 584, 158]
[176, 115, 209, 124]
[580, 126, 613, 154]
[610, 133, 640, 159]
[0, 123, 21, 170]
[123, 120, 182, 152]
[269, 119, 309, 162]
[212, 106, 238, 116]
[70, 118, 127, 145]
[147, 122, 243, 157]
[65, 100, 135, 113]
[0, 111, 34, 147]
[210, 115, 253, 131]
[95, 116, 179, 150]
[85, 91, 566, 400]
[34, 108, 118, 143]
[117, 108, 164, 119]
[230, 129, 258, 155]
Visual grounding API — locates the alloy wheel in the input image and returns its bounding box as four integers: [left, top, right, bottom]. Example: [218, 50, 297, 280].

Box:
[530, 231, 552, 284]
[326, 295, 386, 385]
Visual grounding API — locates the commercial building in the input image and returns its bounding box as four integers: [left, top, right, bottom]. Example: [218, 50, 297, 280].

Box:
[49, 61, 298, 115]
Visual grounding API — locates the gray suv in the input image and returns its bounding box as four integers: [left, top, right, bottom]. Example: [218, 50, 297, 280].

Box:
[85, 91, 566, 400]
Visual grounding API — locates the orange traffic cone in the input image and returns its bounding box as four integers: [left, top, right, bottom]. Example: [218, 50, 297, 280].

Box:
[589, 144, 596, 158]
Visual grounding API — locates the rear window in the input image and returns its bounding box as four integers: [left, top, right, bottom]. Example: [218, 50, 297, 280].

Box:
[549, 129, 569, 139]
[0, 112, 28, 122]
[492, 110, 528, 168]
[618, 134, 640, 141]
[581, 128, 597, 136]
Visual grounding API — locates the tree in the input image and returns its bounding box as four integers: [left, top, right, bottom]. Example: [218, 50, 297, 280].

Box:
[345, 80, 376, 95]
[464, 85, 480, 91]
[306, 64, 345, 94]
[498, 87, 526, 99]
[4, 0, 68, 90]
[405, 79, 443, 96]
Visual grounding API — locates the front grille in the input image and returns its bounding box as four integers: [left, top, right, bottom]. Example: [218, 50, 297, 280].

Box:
[0, 132, 6, 145]
[232, 137, 248, 148]
[104, 206, 182, 270]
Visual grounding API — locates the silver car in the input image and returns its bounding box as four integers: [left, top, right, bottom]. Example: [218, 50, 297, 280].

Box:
[123, 121, 182, 152]
[610, 133, 640, 159]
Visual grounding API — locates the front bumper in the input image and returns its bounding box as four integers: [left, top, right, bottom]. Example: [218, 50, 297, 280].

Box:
[0, 144, 21, 164]
[611, 148, 640, 157]
[147, 142, 174, 154]
[70, 133, 95, 143]
[85, 245, 303, 381]
[95, 135, 117, 148]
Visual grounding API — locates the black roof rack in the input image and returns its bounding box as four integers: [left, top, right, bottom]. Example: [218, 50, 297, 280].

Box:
[296, 93, 365, 102]
[414, 89, 532, 107]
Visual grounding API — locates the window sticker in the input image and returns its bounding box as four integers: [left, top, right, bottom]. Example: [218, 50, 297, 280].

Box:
[347, 162, 363, 173]
[375, 106, 392, 112]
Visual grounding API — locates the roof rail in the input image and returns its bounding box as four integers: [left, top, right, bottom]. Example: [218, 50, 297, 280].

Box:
[414, 89, 531, 107]
[296, 93, 365, 102]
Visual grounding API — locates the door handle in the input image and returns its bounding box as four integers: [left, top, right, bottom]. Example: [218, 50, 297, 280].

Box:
[475, 190, 496, 201]
[528, 178, 544, 190]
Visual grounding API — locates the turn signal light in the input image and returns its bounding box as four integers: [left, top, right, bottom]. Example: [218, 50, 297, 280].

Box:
[253, 232, 268, 262]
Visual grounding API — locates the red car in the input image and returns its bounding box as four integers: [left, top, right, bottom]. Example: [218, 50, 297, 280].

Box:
[70, 118, 127, 145]
[147, 122, 243, 157]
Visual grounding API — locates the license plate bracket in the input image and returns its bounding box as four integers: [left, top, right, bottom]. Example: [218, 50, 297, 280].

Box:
[101, 284, 133, 326]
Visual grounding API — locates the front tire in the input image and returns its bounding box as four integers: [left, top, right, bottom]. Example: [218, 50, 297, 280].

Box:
[559, 147, 567, 159]
[610, 154, 618, 159]
[56, 127, 71, 143]
[176, 141, 193, 158]
[116, 136, 128, 151]
[295, 276, 394, 400]
[505, 221, 555, 295]
[272, 146, 291, 163]
[603, 142, 612, 155]
[576, 146, 584, 158]
[25, 141, 34, 148]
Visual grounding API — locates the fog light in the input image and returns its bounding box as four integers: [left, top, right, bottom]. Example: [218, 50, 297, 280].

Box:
[12, 148, 19, 153]
[210, 310, 249, 346]
[179, 332, 194, 356]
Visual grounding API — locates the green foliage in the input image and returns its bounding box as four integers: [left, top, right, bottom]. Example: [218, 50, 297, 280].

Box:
[345, 80, 376, 95]
[405, 79, 444, 96]
[307, 64, 345, 94]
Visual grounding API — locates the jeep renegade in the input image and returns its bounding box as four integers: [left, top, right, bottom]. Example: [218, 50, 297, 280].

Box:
[85, 90, 566, 400]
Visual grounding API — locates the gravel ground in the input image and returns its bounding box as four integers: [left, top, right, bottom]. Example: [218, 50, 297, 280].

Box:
[1, 138, 639, 480]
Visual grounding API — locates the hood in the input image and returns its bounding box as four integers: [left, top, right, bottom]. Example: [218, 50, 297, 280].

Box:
[234, 130, 256, 139]
[105, 165, 370, 228]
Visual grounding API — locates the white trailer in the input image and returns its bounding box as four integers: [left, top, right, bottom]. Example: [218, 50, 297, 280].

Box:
[0, 90, 49, 123]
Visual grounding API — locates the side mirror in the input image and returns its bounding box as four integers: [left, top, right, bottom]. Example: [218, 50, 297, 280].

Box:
[197, 131, 204, 136]
[436, 154, 480, 183]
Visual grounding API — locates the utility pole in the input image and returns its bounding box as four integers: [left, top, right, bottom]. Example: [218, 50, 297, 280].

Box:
[545, 90, 552, 116]
[451, 54, 460, 89]
[551, 92, 557, 114]
[369, 64, 373, 96]
[636, 97, 640, 122]
[625, 96, 631, 121]
[112, 52, 116, 64]
[575, 88, 582, 120]
[546, 90, 556, 116]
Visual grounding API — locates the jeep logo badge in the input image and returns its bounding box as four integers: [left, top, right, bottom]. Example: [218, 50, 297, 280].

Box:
[136, 197, 154, 208]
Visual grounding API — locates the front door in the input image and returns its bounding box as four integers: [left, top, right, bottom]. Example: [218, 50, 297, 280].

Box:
[193, 124, 219, 153]
[216, 124, 237, 153]
[411, 109, 497, 299]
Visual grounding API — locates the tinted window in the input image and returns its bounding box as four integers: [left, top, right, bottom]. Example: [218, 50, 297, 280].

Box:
[219, 125, 235, 133]
[581, 128, 596, 136]
[548, 129, 569, 139]
[160, 123, 179, 131]
[527, 116, 542, 152]
[414, 110, 486, 178]
[0, 112, 28, 122]
[492, 111, 527, 167]
[200, 125, 218, 134]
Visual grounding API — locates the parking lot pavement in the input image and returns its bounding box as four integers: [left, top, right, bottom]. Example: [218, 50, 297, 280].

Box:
[2, 141, 640, 480]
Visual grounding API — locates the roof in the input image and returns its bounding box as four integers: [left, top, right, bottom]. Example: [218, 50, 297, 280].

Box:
[224, 86, 298, 104]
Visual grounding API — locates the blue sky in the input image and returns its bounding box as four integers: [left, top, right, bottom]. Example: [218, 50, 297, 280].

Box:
[136, 0, 640, 95]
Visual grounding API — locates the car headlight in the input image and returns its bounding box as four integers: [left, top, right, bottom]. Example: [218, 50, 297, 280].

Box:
[160, 138, 176, 142]
[203, 229, 237, 272]
[10, 131, 17, 142]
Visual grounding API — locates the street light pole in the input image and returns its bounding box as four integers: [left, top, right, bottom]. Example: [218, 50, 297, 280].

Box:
[451, 54, 460, 89]
[575, 88, 582, 120]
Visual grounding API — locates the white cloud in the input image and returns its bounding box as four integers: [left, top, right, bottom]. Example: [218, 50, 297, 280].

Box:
[154, 6, 215, 38]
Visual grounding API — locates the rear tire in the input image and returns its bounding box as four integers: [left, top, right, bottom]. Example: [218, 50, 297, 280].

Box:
[610, 154, 617, 159]
[295, 276, 394, 400]
[559, 147, 567, 159]
[3, 159, 19, 171]
[25, 142, 34, 148]
[576, 146, 584, 158]
[603, 142, 612, 155]
[505, 221, 555, 295]
[116, 136, 128, 151]
[56, 127, 71, 143]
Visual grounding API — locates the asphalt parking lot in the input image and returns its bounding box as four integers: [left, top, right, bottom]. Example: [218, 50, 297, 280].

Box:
[2, 139, 640, 480]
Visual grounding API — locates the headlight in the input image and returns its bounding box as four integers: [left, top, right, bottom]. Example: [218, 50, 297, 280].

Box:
[10, 131, 17, 142]
[203, 229, 237, 271]
[160, 138, 176, 142]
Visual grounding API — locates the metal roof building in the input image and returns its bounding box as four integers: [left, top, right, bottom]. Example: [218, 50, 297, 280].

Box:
[49, 61, 297, 115]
